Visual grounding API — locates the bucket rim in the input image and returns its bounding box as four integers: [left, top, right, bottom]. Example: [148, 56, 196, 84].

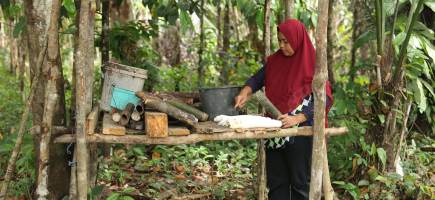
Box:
[196, 85, 243, 90]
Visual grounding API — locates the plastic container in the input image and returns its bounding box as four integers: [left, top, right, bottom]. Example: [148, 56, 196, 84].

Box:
[100, 62, 148, 111]
[197, 86, 242, 121]
[108, 87, 140, 112]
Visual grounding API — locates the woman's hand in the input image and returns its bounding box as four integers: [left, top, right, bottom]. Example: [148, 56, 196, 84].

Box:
[277, 113, 307, 128]
[234, 86, 253, 109]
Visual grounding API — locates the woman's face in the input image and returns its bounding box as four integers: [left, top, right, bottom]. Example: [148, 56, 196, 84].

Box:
[278, 31, 295, 57]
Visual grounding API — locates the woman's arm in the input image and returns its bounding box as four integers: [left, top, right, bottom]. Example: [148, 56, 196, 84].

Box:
[244, 64, 266, 93]
[235, 65, 266, 108]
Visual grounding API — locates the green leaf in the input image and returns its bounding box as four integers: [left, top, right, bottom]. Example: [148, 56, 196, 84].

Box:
[300, 10, 311, 31]
[114, 21, 122, 28]
[333, 60, 344, 71]
[380, 100, 387, 106]
[378, 114, 385, 123]
[358, 180, 370, 186]
[354, 30, 376, 48]
[422, 36, 435, 63]
[22, 25, 27, 38]
[13, 16, 26, 38]
[420, 78, 435, 100]
[123, 187, 136, 193]
[256, 9, 264, 31]
[412, 139, 416, 151]
[392, 109, 405, 116]
[425, 1, 435, 12]
[375, 175, 390, 186]
[180, 9, 194, 34]
[412, 78, 427, 113]
[311, 12, 317, 28]
[336, 87, 345, 100]
[161, 0, 169, 7]
[377, 148, 387, 171]
[371, 142, 377, 158]
[106, 193, 120, 200]
[393, 32, 406, 46]
[347, 103, 357, 115]
[335, 100, 347, 115]
[133, 148, 144, 156]
[63, 0, 76, 13]
[92, 185, 105, 196]
[120, 196, 135, 200]
[332, 181, 345, 185]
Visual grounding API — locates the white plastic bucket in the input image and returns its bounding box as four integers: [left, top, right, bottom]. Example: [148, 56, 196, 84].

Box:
[100, 62, 148, 111]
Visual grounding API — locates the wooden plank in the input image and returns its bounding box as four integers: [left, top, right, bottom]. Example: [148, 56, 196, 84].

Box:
[145, 112, 168, 138]
[54, 127, 349, 144]
[86, 104, 100, 134]
[169, 126, 190, 136]
[192, 121, 233, 133]
[102, 113, 125, 135]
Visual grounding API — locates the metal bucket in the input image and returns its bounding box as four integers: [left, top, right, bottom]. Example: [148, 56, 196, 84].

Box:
[100, 62, 148, 111]
[197, 86, 242, 121]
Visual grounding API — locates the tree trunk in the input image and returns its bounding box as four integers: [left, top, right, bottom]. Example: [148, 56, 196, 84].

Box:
[19, 34, 28, 101]
[71, 9, 80, 127]
[0, 33, 49, 200]
[327, 0, 337, 84]
[35, 0, 63, 198]
[278, 0, 285, 25]
[101, 0, 112, 158]
[23, 0, 69, 199]
[75, 0, 91, 197]
[221, 1, 230, 85]
[257, 1, 271, 199]
[309, 0, 329, 198]
[86, 9, 99, 191]
[217, 0, 222, 51]
[285, 0, 294, 20]
[198, 0, 205, 87]
[9, 14, 15, 75]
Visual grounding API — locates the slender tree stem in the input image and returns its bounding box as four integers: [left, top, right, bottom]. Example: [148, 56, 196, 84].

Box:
[309, 0, 329, 198]
[0, 33, 49, 200]
[393, 0, 424, 85]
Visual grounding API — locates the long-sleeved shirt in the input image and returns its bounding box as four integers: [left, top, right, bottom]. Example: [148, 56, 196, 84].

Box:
[244, 64, 331, 127]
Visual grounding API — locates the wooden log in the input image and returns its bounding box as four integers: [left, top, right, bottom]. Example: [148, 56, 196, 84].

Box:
[135, 100, 145, 115]
[54, 126, 349, 144]
[169, 126, 190, 136]
[28, 125, 74, 135]
[145, 112, 168, 138]
[176, 97, 194, 105]
[112, 113, 121, 123]
[86, 104, 99, 134]
[153, 90, 201, 102]
[129, 120, 144, 130]
[253, 90, 282, 119]
[109, 106, 121, 115]
[131, 111, 141, 122]
[192, 102, 202, 110]
[155, 92, 208, 122]
[120, 103, 135, 126]
[102, 113, 125, 135]
[136, 91, 198, 125]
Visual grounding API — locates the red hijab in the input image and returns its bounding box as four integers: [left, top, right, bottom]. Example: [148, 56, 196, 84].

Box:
[265, 19, 333, 127]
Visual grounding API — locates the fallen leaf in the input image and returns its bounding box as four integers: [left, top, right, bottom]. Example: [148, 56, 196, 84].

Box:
[369, 83, 379, 94]
[203, 168, 210, 174]
[175, 175, 187, 181]
[154, 166, 161, 172]
[192, 175, 204, 181]
[353, 157, 358, 171]
[176, 165, 185, 172]
[152, 152, 161, 160]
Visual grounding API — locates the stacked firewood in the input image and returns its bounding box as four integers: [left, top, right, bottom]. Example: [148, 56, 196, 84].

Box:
[106, 91, 208, 138]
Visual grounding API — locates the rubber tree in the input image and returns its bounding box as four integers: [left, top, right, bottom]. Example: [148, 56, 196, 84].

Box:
[23, 0, 69, 199]
[309, 0, 329, 198]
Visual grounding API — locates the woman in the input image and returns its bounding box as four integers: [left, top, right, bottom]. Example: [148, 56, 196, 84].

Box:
[234, 19, 333, 199]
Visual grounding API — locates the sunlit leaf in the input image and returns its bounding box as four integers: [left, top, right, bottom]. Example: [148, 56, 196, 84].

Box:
[378, 114, 385, 123]
[376, 148, 387, 172]
[412, 78, 427, 113]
